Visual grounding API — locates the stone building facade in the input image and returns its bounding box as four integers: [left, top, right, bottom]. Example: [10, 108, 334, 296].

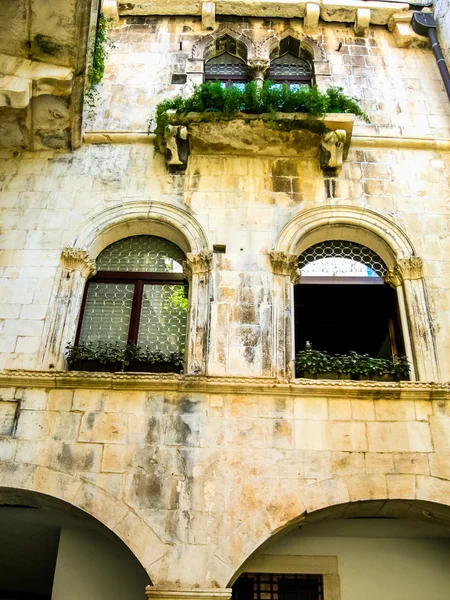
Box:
[0, 1, 450, 599]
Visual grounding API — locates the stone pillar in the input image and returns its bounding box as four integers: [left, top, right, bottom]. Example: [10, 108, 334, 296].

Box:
[146, 589, 231, 600]
[183, 251, 213, 375]
[386, 257, 440, 382]
[270, 251, 300, 379]
[39, 249, 96, 370]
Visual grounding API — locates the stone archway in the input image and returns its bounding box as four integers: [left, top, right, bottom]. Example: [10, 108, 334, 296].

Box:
[0, 466, 166, 581]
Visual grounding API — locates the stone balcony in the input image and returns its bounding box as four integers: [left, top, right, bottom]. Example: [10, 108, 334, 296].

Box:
[163, 112, 355, 174]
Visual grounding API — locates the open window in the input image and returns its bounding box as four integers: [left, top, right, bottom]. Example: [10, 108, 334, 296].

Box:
[204, 52, 248, 88]
[294, 240, 406, 377]
[71, 235, 188, 373]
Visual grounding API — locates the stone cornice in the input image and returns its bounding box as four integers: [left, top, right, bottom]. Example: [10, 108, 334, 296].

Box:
[60, 248, 97, 279]
[270, 251, 300, 283]
[0, 370, 448, 400]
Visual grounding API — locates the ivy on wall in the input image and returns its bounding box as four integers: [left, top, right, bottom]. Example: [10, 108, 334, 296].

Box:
[85, 14, 115, 116]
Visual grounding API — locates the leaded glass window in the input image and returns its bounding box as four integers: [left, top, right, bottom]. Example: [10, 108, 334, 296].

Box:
[76, 235, 187, 362]
[205, 52, 248, 87]
[268, 53, 312, 88]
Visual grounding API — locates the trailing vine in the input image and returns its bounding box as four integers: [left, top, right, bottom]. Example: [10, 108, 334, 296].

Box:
[85, 14, 115, 117]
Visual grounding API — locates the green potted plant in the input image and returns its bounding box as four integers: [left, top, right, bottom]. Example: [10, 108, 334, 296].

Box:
[124, 343, 184, 374]
[65, 341, 124, 372]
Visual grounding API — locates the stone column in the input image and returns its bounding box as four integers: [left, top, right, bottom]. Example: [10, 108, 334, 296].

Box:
[270, 251, 300, 379]
[39, 249, 96, 370]
[183, 251, 213, 375]
[386, 257, 440, 382]
[146, 589, 231, 600]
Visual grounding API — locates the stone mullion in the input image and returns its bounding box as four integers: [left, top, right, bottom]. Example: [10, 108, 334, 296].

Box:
[394, 284, 416, 381]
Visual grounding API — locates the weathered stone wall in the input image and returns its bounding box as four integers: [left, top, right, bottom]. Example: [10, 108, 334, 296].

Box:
[86, 18, 450, 138]
[0, 379, 449, 586]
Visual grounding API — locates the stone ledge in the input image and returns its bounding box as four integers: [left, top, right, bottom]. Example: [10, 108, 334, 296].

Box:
[0, 370, 448, 400]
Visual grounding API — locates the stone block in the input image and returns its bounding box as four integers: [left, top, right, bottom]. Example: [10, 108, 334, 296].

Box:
[429, 416, 450, 452]
[102, 444, 136, 473]
[374, 399, 415, 421]
[72, 389, 107, 412]
[386, 473, 415, 499]
[79, 413, 127, 444]
[351, 400, 375, 420]
[294, 421, 328, 451]
[328, 399, 352, 421]
[367, 422, 409, 452]
[0, 401, 18, 436]
[393, 453, 429, 475]
[365, 453, 394, 474]
[330, 421, 367, 452]
[331, 451, 365, 476]
[294, 398, 328, 420]
[346, 474, 387, 501]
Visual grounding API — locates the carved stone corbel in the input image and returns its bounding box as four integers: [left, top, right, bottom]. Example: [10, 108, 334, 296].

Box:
[164, 124, 189, 170]
[320, 129, 346, 171]
[60, 248, 97, 279]
[355, 8, 371, 37]
[202, 2, 216, 29]
[270, 251, 300, 284]
[304, 2, 320, 32]
[247, 58, 270, 83]
[183, 251, 213, 282]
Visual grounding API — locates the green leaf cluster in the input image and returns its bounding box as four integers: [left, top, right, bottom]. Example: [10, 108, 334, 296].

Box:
[150, 80, 370, 143]
[66, 341, 184, 368]
[295, 348, 410, 380]
[85, 14, 115, 113]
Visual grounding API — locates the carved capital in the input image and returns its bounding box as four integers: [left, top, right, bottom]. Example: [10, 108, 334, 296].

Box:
[247, 58, 270, 81]
[270, 251, 300, 283]
[384, 267, 402, 288]
[396, 257, 424, 281]
[61, 248, 97, 279]
[183, 251, 213, 280]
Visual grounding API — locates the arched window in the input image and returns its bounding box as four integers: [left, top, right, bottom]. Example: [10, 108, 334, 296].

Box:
[204, 52, 248, 88]
[295, 240, 405, 362]
[268, 53, 312, 88]
[73, 235, 188, 372]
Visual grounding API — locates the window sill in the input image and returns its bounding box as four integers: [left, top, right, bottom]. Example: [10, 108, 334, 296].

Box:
[296, 371, 405, 382]
[163, 111, 355, 173]
[68, 360, 183, 374]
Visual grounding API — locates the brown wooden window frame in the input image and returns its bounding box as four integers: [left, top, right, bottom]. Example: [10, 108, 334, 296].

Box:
[75, 270, 186, 346]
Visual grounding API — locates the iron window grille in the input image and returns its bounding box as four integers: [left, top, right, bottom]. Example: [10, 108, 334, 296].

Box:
[204, 52, 248, 87]
[75, 236, 188, 356]
[232, 573, 323, 600]
[268, 53, 312, 87]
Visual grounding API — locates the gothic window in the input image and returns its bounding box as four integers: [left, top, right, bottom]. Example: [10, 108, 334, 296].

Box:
[204, 52, 248, 88]
[75, 235, 188, 368]
[268, 53, 312, 88]
[294, 240, 404, 359]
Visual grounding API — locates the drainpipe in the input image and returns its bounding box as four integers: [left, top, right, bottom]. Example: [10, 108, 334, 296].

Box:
[411, 12, 450, 101]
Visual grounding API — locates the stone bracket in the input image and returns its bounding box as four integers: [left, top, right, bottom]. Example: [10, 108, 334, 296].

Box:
[102, 0, 120, 23]
[0, 53, 73, 109]
[164, 124, 189, 170]
[354, 8, 371, 37]
[202, 2, 216, 29]
[388, 11, 431, 48]
[304, 2, 320, 32]
[320, 129, 347, 171]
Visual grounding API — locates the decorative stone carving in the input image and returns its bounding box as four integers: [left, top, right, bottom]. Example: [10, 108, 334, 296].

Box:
[184, 251, 213, 281]
[0, 53, 73, 109]
[354, 8, 371, 37]
[247, 58, 270, 82]
[202, 2, 216, 29]
[386, 257, 424, 287]
[320, 129, 347, 170]
[164, 124, 189, 169]
[270, 251, 300, 284]
[397, 257, 424, 281]
[304, 3, 320, 32]
[60, 248, 97, 279]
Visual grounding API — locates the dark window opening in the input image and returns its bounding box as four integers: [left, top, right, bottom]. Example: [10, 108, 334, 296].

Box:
[294, 282, 404, 358]
[232, 573, 323, 600]
[204, 52, 248, 88]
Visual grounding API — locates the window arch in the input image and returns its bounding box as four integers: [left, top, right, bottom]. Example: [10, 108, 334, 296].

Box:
[74, 235, 188, 371]
[268, 53, 312, 88]
[204, 52, 248, 88]
[294, 240, 405, 365]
